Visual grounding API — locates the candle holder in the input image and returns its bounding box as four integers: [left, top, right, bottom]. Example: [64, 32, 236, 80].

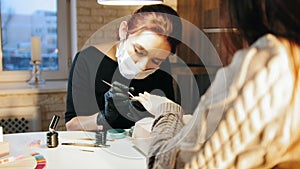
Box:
[28, 60, 45, 85]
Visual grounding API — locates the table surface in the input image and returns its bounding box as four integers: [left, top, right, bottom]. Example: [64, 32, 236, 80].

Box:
[3, 131, 146, 169]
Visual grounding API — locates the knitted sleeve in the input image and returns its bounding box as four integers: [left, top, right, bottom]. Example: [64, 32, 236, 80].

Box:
[147, 102, 184, 169]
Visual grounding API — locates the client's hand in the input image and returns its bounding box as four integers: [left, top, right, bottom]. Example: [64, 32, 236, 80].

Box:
[133, 92, 174, 118]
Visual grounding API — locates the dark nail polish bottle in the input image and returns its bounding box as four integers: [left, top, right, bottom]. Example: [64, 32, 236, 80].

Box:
[47, 115, 60, 148]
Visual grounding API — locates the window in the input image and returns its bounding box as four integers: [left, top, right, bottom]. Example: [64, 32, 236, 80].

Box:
[0, 0, 71, 82]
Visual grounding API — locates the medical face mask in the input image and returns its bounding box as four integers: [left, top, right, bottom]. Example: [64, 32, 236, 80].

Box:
[135, 68, 157, 79]
[116, 42, 158, 79]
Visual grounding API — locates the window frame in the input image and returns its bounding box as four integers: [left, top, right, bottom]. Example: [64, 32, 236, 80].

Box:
[0, 0, 71, 82]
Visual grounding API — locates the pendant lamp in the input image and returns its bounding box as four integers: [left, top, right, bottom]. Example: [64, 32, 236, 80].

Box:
[97, 0, 163, 5]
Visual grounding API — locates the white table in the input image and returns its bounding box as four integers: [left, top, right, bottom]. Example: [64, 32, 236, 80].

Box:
[3, 131, 146, 169]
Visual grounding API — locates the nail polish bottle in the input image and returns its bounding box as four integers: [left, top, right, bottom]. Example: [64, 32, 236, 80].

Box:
[95, 125, 107, 146]
[47, 115, 60, 148]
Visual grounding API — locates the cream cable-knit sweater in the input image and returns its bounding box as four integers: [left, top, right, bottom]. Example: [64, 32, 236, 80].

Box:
[148, 34, 300, 169]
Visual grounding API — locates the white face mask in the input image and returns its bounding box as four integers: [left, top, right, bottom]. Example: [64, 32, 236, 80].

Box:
[135, 68, 157, 79]
[116, 42, 158, 79]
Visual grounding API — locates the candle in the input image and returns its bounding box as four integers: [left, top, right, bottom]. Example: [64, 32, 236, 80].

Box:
[31, 37, 41, 61]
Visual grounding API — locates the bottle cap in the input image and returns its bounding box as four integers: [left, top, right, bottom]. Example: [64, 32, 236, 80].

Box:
[49, 115, 60, 132]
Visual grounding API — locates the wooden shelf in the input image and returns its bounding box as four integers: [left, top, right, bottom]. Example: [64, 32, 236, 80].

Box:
[171, 64, 219, 75]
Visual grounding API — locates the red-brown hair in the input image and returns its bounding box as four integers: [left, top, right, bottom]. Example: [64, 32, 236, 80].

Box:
[126, 4, 182, 54]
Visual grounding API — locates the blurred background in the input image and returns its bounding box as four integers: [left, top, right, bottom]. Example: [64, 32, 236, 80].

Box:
[0, 0, 237, 133]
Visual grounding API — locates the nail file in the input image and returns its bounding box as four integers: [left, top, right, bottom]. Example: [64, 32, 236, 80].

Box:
[61, 142, 110, 148]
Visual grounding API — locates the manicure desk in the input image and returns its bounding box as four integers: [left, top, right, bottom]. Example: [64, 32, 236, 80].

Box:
[3, 131, 146, 169]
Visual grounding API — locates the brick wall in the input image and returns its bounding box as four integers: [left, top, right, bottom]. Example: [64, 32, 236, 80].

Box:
[76, 0, 177, 50]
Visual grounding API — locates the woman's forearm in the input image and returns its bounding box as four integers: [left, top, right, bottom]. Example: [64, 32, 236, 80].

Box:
[66, 113, 98, 131]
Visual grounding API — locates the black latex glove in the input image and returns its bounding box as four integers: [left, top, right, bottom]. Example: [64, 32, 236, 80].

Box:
[96, 87, 123, 129]
[103, 81, 153, 123]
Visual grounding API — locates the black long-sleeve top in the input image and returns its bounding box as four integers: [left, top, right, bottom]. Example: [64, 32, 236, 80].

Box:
[65, 46, 176, 129]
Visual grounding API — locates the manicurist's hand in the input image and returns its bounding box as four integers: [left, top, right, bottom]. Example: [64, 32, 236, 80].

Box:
[104, 81, 153, 122]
